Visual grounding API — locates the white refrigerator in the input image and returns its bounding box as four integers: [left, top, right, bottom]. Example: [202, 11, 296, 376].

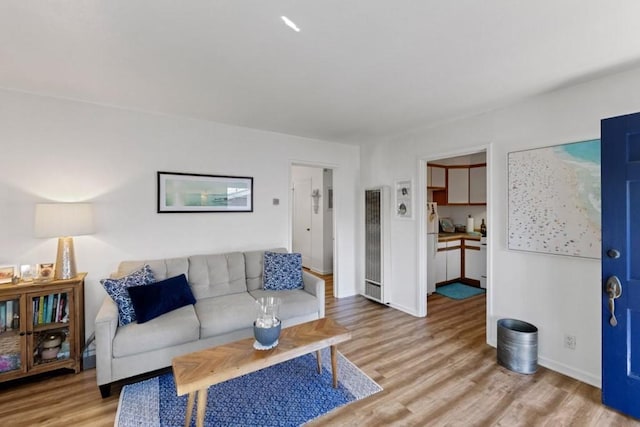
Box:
[427, 202, 439, 294]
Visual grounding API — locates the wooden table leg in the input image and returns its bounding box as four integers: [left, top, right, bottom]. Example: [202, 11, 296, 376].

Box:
[185, 392, 196, 427]
[316, 349, 322, 374]
[331, 345, 338, 388]
[196, 388, 208, 427]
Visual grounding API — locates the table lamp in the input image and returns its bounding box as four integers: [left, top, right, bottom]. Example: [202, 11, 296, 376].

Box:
[34, 203, 95, 280]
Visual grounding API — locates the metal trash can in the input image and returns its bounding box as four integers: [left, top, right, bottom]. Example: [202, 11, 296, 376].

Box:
[497, 318, 538, 374]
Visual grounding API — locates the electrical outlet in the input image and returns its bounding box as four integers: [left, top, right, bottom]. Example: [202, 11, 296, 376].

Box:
[564, 334, 576, 350]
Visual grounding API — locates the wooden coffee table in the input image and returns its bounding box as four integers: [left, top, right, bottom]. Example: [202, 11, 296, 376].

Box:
[172, 317, 351, 427]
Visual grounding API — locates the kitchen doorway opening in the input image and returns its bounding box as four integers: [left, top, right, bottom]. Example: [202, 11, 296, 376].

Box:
[417, 146, 491, 325]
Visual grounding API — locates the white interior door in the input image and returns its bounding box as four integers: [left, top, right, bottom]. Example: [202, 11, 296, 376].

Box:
[293, 178, 312, 267]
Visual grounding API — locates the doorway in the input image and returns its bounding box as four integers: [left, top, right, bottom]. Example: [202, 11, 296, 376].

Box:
[291, 165, 334, 277]
[418, 146, 491, 319]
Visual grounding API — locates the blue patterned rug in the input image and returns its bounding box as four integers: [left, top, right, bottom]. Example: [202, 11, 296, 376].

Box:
[435, 282, 486, 300]
[115, 348, 381, 426]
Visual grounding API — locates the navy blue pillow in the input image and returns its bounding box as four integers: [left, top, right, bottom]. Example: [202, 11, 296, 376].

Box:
[128, 274, 196, 324]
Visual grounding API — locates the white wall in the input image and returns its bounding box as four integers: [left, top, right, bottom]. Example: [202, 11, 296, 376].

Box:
[0, 90, 360, 340]
[360, 64, 640, 387]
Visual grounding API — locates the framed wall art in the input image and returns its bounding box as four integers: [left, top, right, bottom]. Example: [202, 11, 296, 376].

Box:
[507, 139, 601, 258]
[395, 179, 413, 219]
[157, 172, 253, 213]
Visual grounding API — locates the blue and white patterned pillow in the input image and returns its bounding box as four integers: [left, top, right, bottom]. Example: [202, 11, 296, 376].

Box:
[100, 265, 156, 326]
[263, 252, 303, 291]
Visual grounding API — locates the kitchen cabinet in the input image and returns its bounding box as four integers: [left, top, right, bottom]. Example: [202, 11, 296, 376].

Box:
[469, 165, 487, 204]
[436, 239, 461, 284]
[430, 163, 486, 206]
[464, 240, 482, 281]
[427, 166, 446, 189]
[447, 168, 469, 204]
[435, 246, 447, 284]
[446, 248, 461, 280]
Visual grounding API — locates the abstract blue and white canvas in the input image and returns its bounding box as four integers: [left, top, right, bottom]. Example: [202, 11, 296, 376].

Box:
[508, 139, 601, 259]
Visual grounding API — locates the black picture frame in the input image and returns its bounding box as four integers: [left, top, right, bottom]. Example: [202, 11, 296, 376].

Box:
[157, 172, 253, 213]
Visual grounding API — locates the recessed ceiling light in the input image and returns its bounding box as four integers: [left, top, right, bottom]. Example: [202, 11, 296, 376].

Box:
[281, 16, 301, 32]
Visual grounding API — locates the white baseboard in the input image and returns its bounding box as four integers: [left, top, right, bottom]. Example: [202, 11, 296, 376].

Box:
[388, 302, 420, 317]
[310, 267, 332, 275]
[486, 340, 601, 388]
[538, 356, 601, 388]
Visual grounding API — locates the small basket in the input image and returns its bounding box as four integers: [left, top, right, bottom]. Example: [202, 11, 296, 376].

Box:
[0, 333, 20, 355]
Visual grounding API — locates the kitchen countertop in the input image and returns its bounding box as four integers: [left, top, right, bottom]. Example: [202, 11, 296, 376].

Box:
[438, 232, 482, 242]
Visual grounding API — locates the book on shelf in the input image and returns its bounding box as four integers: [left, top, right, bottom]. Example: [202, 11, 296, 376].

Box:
[57, 293, 66, 323]
[0, 300, 19, 332]
[31, 298, 40, 325]
[37, 296, 44, 324]
[61, 293, 69, 323]
[6, 301, 13, 331]
[0, 302, 5, 332]
[51, 294, 58, 323]
[45, 294, 53, 323]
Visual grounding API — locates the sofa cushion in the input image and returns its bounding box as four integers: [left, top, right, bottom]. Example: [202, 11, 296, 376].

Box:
[188, 252, 247, 299]
[100, 265, 156, 326]
[195, 293, 258, 339]
[128, 274, 196, 324]
[250, 289, 319, 320]
[117, 257, 189, 281]
[112, 305, 200, 358]
[263, 252, 303, 290]
[244, 248, 287, 291]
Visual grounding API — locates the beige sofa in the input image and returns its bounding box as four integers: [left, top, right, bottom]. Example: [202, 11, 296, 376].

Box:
[94, 248, 325, 397]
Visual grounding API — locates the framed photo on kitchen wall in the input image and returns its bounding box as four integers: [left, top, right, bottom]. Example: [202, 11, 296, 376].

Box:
[507, 138, 601, 259]
[395, 179, 413, 219]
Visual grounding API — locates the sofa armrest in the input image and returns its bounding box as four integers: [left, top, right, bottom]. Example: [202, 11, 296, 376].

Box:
[302, 271, 325, 318]
[95, 296, 118, 386]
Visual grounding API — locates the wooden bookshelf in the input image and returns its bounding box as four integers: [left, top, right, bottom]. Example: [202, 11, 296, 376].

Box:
[0, 274, 85, 383]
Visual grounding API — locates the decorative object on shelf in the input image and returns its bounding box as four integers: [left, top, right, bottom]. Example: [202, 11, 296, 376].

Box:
[0, 265, 16, 285]
[40, 332, 63, 360]
[395, 179, 413, 219]
[36, 263, 55, 282]
[157, 171, 253, 213]
[253, 296, 281, 349]
[311, 188, 321, 214]
[20, 264, 37, 282]
[508, 139, 600, 258]
[34, 203, 95, 280]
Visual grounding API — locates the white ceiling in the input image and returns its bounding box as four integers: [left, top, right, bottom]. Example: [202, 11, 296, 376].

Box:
[2, 1, 640, 144]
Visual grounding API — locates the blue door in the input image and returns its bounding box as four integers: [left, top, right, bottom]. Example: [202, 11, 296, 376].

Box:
[601, 112, 640, 418]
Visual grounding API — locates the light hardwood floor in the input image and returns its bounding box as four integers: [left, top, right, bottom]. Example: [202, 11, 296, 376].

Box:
[0, 274, 638, 426]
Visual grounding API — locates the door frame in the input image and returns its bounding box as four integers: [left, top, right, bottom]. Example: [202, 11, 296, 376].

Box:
[416, 143, 493, 332]
[289, 160, 338, 297]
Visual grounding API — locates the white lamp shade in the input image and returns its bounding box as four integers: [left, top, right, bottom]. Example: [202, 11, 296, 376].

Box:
[35, 203, 95, 238]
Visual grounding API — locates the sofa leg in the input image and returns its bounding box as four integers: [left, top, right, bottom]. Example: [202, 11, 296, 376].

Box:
[99, 384, 111, 398]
